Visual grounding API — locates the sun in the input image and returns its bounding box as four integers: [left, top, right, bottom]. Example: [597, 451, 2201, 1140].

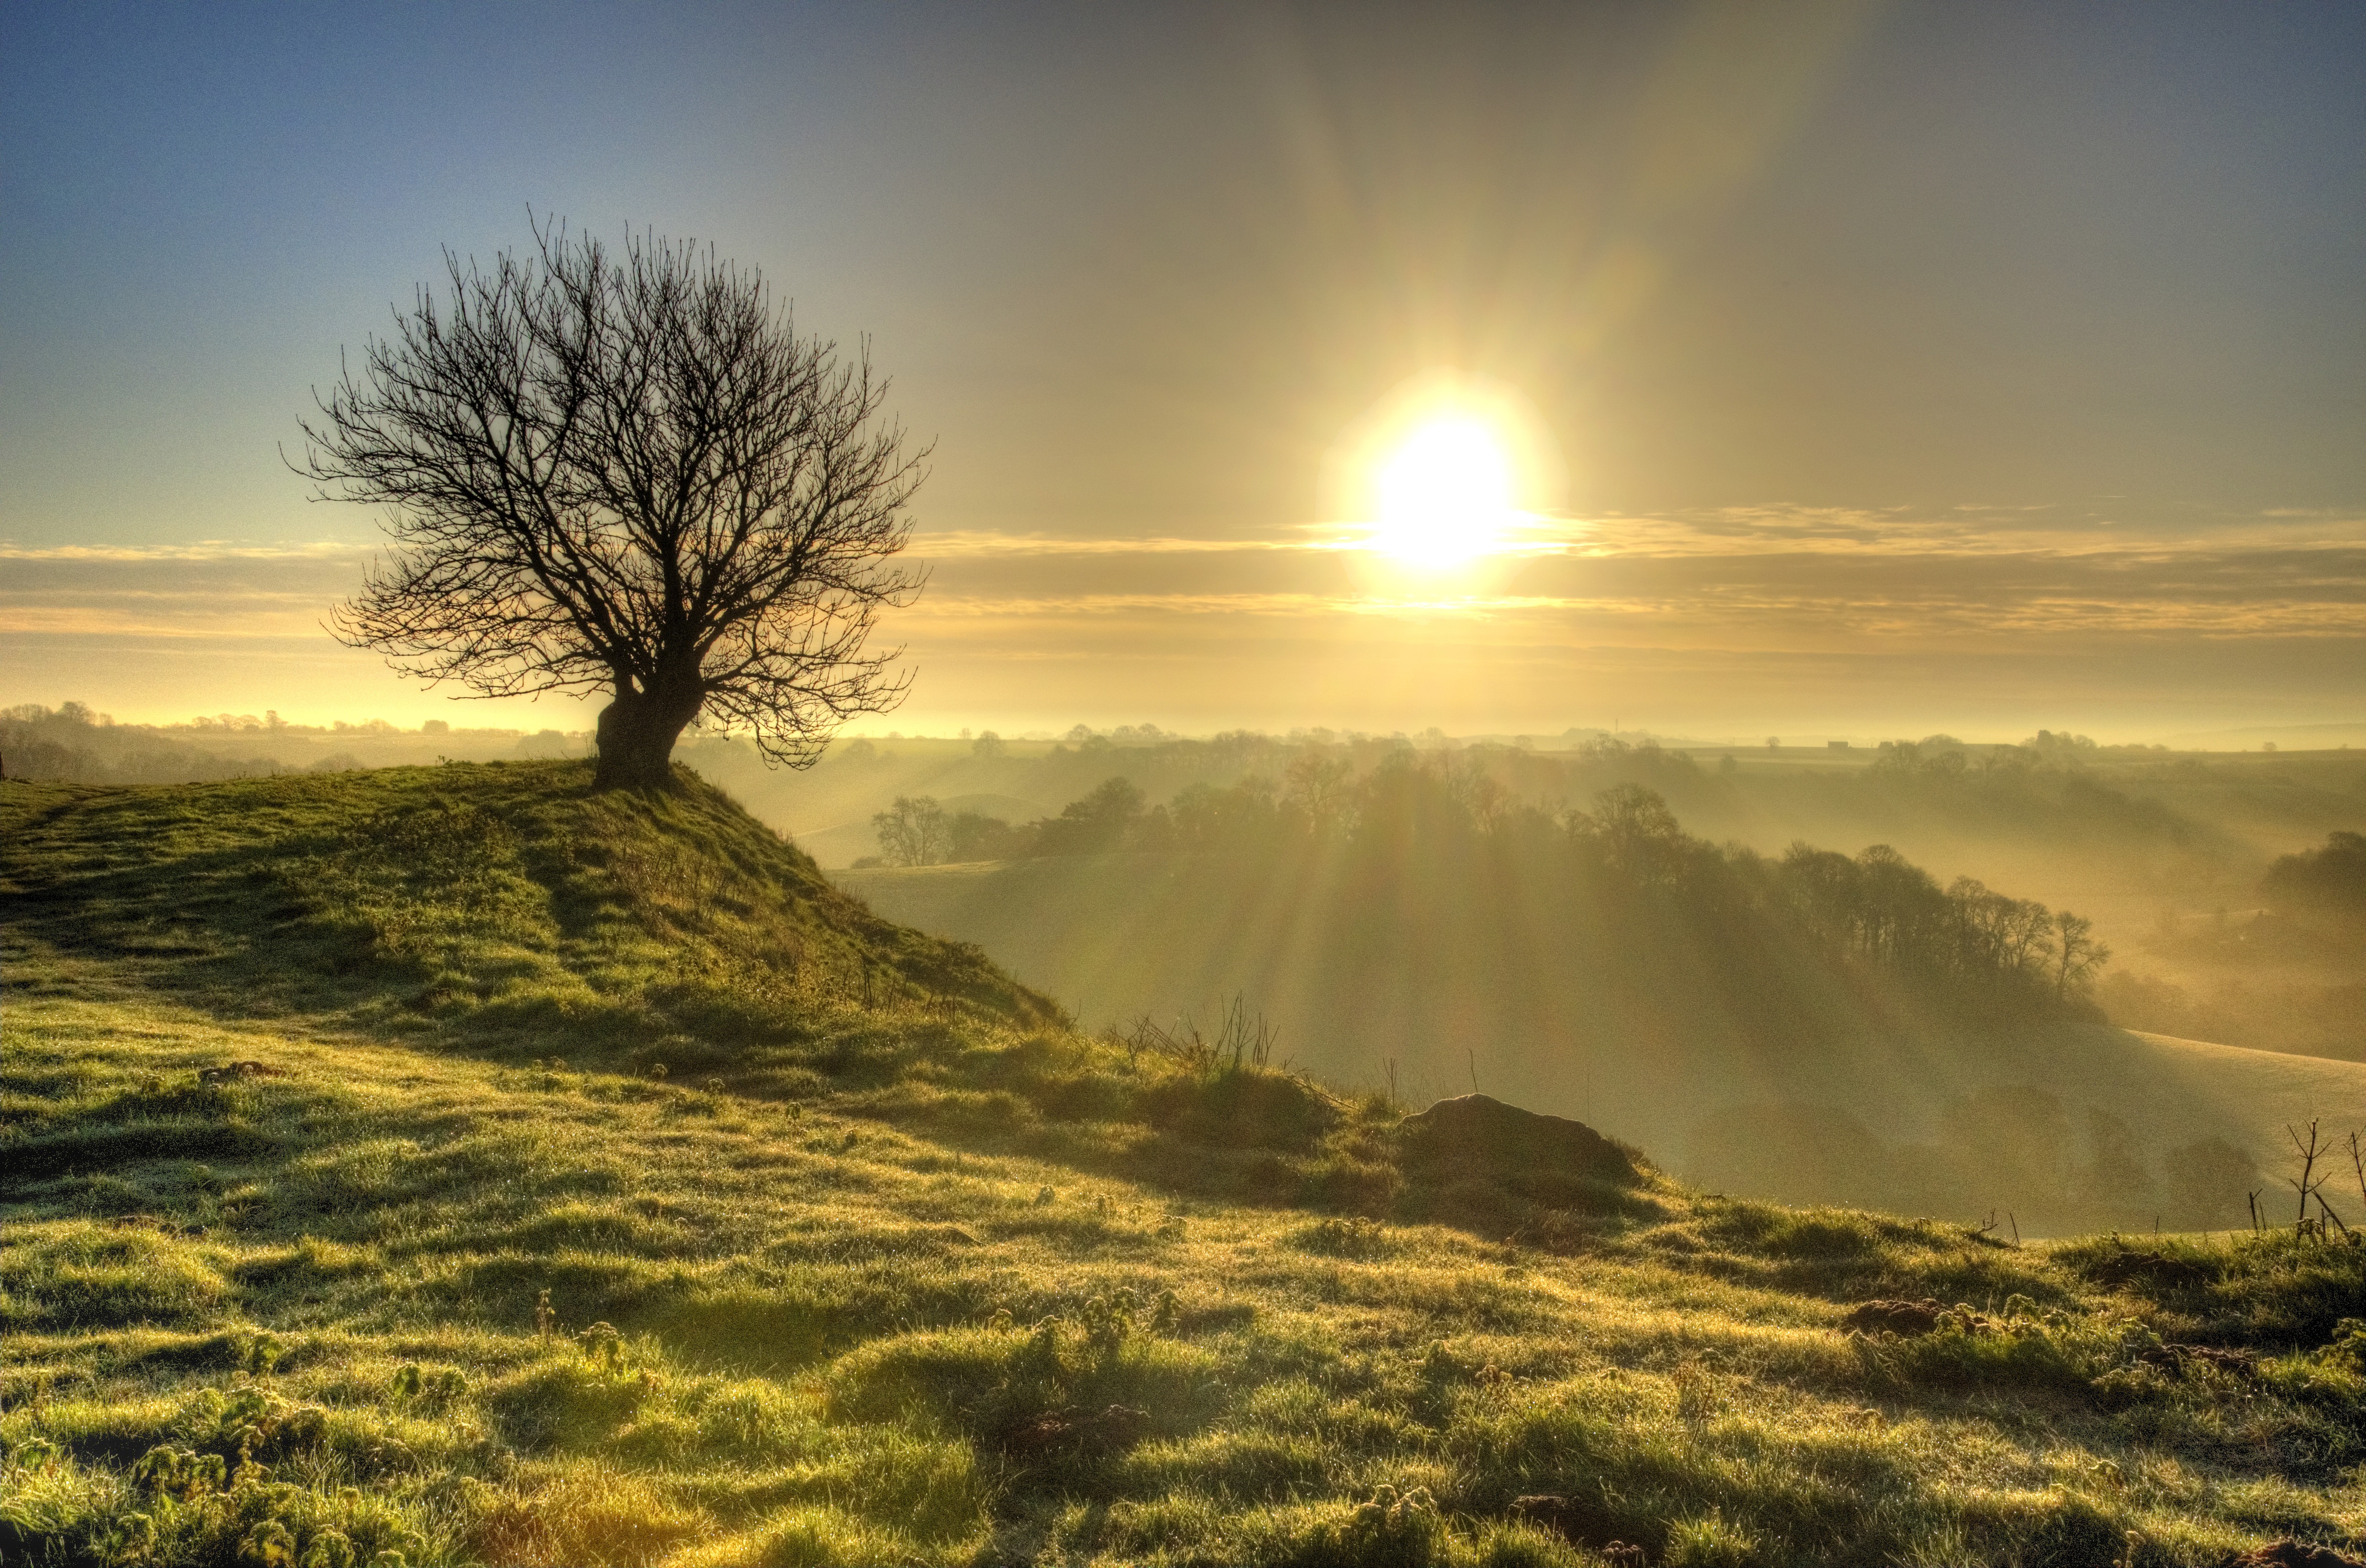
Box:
[1370, 416, 1514, 569]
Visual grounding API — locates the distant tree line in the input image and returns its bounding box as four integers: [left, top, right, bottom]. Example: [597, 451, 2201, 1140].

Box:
[825, 721, 2267, 890]
[2263, 831, 2366, 925]
[866, 750, 2111, 1011]
[0, 703, 321, 785]
[0, 702, 588, 784]
[1776, 842, 2107, 1000]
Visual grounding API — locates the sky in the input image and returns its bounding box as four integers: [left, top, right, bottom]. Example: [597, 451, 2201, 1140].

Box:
[3, 0, 2363, 743]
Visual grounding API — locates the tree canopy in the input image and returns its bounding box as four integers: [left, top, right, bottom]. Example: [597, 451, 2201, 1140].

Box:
[299, 220, 924, 788]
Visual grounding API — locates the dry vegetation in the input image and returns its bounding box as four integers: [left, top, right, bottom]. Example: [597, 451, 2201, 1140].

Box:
[5, 762, 2366, 1566]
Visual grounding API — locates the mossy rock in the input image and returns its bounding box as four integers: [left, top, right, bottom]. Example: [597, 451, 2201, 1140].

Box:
[1396, 1094, 1641, 1187]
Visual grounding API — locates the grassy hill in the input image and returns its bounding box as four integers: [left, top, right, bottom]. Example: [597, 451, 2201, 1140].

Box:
[6, 763, 2366, 1566]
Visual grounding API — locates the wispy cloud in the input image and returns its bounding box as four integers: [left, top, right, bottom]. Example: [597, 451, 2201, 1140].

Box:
[912, 531, 1309, 557]
[0, 541, 372, 562]
[10, 515, 2366, 649]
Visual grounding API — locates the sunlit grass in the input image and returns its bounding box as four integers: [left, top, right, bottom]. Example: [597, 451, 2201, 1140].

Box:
[5, 764, 2365, 1564]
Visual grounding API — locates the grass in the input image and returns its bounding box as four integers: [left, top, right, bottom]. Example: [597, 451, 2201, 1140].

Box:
[5, 762, 2366, 1566]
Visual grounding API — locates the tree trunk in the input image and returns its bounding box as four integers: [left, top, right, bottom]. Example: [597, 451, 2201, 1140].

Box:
[592, 670, 704, 790]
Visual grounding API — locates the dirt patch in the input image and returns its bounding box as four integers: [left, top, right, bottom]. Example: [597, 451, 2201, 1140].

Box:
[998, 1403, 1150, 1457]
[2229, 1542, 2366, 1568]
[1840, 1298, 1946, 1336]
[1510, 1493, 1654, 1559]
[2080, 1246, 2216, 1292]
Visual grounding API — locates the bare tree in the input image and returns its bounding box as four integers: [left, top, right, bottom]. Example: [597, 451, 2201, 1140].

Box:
[1583, 783, 1687, 886]
[1283, 750, 1353, 834]
[297, 219, 925, 789]
[2051, 909, 2110, 997]
[872, 795, 951, 867]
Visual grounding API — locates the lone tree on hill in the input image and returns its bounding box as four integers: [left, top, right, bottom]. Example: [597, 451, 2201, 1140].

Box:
[298, 220, 925, 788]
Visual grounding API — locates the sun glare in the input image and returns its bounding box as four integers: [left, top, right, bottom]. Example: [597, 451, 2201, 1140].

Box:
[1371, 417, 1514, 569]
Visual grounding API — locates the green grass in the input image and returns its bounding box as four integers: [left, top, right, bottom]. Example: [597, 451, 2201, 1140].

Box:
[5, 763, 2366, 1566]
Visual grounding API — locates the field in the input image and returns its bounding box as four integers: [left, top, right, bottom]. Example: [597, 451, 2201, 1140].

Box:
[6, 763, 2366, 1567]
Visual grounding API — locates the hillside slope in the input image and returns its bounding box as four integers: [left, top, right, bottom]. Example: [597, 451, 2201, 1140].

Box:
[6, 768, 2366, 1567]
[1, 761, 1057, 1062]
[839, 845, 2335, 1237]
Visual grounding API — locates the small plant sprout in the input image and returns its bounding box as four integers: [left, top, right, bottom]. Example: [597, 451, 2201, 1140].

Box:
[241, 1519, 296, 1567]
[11, 1437, 62, 1472]
[1339, 1485, 1439, 1556]
[2289, 1120, 2334, 1234]
[535, 1289, 557, 1344]
[1079, 1289, 1140, 1356]
[102, 1512, 159, 1562]
[1673, 1357, 1721, 1422]
[132, 1444, 223, 1502]
[230, 1432, 271, 1490]
[303, 1528, 358, 1568]
[578, 1320, 626, 1373]
[245, 1332, 286, 1377]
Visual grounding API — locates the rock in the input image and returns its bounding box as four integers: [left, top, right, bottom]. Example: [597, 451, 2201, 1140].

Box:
[1840, 1298, 1946, 1337]
[2230, 1542, 2366, 1568]
[1398, 1095, 1639, 1187]
[2242, 1542, 2366, 1568]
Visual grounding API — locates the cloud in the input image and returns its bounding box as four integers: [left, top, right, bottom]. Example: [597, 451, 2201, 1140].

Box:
[899, 513, 2366, 648]
[0, 541, 372, 562]
[11, 518, 2366, 649]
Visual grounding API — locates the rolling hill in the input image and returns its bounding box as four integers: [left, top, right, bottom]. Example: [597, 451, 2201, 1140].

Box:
[839, 833, 2354, 1240]
[5, 762, 2365, 1566]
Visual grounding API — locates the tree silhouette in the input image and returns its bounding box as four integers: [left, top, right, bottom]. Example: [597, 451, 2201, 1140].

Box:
[1284, 751, 1354, 834]
[2051, 910, 2110, 997]
[298, 219, 925, 789]
[1584, 783, 1688, 886]
[872, 796, 951, 866]
[1034, 776, 1147, 855]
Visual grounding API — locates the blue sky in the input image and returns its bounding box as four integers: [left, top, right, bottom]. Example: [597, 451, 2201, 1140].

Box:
[3, 1, 2362, 738]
